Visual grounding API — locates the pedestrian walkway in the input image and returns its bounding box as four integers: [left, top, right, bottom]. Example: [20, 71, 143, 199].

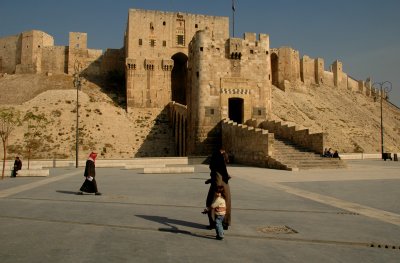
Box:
[0, 160, 399, 262]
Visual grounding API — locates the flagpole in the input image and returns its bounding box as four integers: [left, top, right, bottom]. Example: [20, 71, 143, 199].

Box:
[232, 0, 235, 37]
[233, 8, 235, 37]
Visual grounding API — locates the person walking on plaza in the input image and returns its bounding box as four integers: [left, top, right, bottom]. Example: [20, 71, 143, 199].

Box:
[11, 156, 22, 177]
[203, 186, 226, 240]
[77, 152, 101, 195]
[205, 147, 231, 230]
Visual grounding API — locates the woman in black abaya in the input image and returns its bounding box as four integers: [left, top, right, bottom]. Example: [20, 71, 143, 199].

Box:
[205, 148, 231, 230]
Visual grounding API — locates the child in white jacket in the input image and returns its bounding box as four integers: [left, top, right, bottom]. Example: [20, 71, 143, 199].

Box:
[203, 186, 226, 240]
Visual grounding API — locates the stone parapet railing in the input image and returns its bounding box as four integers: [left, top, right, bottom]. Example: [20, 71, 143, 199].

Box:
[222, 119, 296, 170]
[246, 119, 325, 154]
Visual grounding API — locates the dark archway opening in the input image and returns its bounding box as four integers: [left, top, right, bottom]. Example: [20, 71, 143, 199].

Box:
[228, 98, 244, 124]
[271, 53, 279, 87]
[171, 53, 188, 105]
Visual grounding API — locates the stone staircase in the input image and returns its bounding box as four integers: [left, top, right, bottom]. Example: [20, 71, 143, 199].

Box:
[273, 138, 346, 170]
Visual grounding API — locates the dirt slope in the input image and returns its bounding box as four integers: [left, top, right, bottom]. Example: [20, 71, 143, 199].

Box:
[0, 73, 175, 160]
[1, 73, 399, 160]
[271, 84, 400, 153]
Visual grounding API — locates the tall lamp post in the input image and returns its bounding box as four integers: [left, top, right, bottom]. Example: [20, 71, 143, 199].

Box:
[372, 81, 392, 159]
[73, 61, 84, 168]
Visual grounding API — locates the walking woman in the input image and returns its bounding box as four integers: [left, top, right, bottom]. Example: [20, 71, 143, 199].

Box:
[77, 152, 101, 195]
[205, 148, 231, 230]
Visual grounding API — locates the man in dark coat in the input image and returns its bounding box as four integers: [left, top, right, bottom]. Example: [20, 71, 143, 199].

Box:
[205, 148, 231, 230]
[77, 152, 101, 195]
[12, 156, 22, 177]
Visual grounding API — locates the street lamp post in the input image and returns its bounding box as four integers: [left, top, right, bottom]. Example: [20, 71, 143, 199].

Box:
[372, 81, 392, 160]
[73, 61, 84, 168]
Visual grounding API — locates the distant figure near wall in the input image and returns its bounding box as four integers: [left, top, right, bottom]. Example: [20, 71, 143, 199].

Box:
[11, 156, 22, 177]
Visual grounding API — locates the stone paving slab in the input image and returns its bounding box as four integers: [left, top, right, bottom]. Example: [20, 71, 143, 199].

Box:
[0, 160, 399, 262]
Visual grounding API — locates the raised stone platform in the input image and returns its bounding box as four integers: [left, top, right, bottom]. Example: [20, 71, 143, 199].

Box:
[4, 169, 49, 177]
[125, 164, 166, 169]
[143, 166, 195, 174]
[3, 157, 189, 169]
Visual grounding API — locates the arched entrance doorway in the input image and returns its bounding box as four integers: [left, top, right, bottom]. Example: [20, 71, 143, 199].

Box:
[171, 53, 188, 105]
[271, 53, 279, 87]
[228, 98, 244, 124]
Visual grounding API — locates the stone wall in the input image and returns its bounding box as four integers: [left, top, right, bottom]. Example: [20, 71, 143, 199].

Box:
[270, 47, 301, 89]
[347, 75, 359, 92]
[169, 101, 187, 156]
[222, 119, 274, 167]
[300, 55, 316, 84]
[247, 119, 325, 154]
[68, 32, 103, 77]
[125, 9, 229, 59]
[0, 8, 387, 107]
[323, 71, 335, 87]
[101, 48, 125, 74]
[124, 9, 229, 109]
[41, 46, 68, 74]
[187, 29, 272, 155]
[15, 30, 55, 74]
[0, 34, 20, 74]
[0, 30, 107, 78]
[271, 46, 385, 101]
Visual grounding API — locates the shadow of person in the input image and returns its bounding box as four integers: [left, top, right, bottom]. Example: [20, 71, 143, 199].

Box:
[56, 190, 79, 195]
[136, 215, 215, 240]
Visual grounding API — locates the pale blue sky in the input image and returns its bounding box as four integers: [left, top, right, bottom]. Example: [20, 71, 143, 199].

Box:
[1, 0, 399, 106]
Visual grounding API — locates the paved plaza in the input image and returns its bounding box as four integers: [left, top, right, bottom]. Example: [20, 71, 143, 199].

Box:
[0, 160, 399, 262]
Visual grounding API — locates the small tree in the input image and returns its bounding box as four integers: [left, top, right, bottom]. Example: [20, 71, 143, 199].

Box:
[0, 108, 21, 180]
[23, 111, 49, 169]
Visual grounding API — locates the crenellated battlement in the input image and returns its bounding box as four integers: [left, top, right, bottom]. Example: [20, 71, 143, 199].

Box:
[270, 46, 387, 100]
[0, 30, 124, 77]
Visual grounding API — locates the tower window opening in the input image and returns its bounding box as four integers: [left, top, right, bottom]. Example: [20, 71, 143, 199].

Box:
[177, 35, 185, 46]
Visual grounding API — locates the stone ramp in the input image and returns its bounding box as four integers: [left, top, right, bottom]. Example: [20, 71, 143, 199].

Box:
[273, 138, 346, 170]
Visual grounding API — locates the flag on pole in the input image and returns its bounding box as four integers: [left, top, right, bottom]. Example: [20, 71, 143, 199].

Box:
[232, 0, 235, 12]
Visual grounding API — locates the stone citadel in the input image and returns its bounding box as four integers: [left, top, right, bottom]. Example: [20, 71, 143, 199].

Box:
[0, 8, 397, 169]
